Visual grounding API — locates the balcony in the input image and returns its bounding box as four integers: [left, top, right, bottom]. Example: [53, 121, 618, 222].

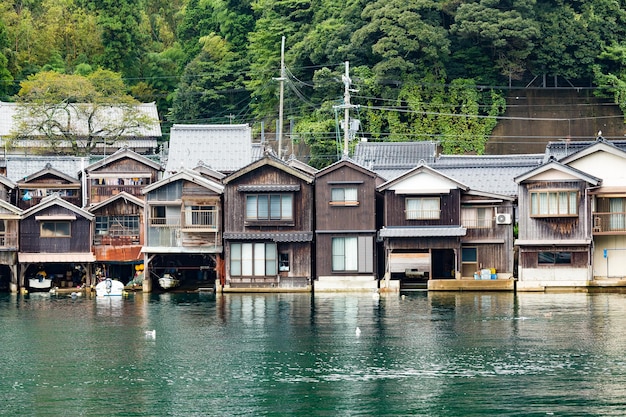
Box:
[592, 212, 626, 234]
[0, 233, 18, 248]
[90, 184, 145, 199]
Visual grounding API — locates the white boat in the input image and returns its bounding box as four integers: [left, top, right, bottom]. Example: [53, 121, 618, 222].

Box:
[28, 277, 53, 291]
[95, 278, 125, 297]
[158, 273, 180, 290]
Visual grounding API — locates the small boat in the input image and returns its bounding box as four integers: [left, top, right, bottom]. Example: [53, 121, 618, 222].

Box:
[95, 278, 124, 297]
[158, 273, 180, 290]
[29, 276, 53, 292]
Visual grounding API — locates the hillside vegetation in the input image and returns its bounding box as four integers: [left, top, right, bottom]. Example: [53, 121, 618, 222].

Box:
[1, 0, 626, 167]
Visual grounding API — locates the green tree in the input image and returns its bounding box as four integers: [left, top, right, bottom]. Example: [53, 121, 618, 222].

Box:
[10, 70, 155, 155]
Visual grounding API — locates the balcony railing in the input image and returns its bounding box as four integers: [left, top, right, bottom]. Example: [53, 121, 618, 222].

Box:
[0, 232, 18, 248]
[91, 184, 145, 198]
[593, 212, 626, 233]
[462, 219, 495, 229]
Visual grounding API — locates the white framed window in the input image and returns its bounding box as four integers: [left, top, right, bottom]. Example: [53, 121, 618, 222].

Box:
[330, 187, 359, 206]
[230, 242, 278, 276]
[184, 205, 217, 228]
[95, 215, 139, 236]
[406, 197, 440, 220]
[530, 190, 578, 217]
[331, 236, 373, 273]
[462, 207, 493, 228]
[246, 194, 293, 220]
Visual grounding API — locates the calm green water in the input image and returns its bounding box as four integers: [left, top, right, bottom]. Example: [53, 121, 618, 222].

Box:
[1, 290, 626, 416]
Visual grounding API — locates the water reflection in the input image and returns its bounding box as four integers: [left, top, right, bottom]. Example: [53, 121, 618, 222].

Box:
[1, 291, 626, 415]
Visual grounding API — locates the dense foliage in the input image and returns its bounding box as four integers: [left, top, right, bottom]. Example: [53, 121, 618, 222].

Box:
[2, 0, 626, 167]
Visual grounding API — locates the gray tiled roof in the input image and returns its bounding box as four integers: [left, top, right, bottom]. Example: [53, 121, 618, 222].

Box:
[223, 232, 313, 242]
[166, 124, 253, 173]
[379, 226, 467, 238]
[432, 154, 544, 196]
[5, 155, 86, 182]
[352, 141, 438, 171]
[545, 138, 626, 161]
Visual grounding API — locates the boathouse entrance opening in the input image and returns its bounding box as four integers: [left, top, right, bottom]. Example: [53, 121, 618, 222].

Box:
[432, 249, 455, 279]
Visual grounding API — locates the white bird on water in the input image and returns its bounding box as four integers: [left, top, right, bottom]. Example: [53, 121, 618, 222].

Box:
[355, 327, 361, 337]
[145, 330, 156, 339]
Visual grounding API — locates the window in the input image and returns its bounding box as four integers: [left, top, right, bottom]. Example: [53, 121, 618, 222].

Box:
[95, 216, 139, 236]
[332, 237, 358, 271]
[406, 197, 440, 220]
[41, 221, 70, 238]
[185, 205, 217, 228]
[230, 243, 277, 276]
[330, 187, 359, 206]
[246, 194, 293, 221]
[462, 207, 493, 228]
[538, 252, 572, 265]
[279, 252, 290, 272]
[530, 190, 578, 217]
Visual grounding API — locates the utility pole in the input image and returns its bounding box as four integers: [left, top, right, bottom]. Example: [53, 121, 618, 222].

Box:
[277, 36, 286, 159]
[334, 61, 358, 158]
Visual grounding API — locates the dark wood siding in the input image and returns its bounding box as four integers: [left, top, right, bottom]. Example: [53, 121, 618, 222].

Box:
[384, 189, 462, 227]
[20, 207, 91, 253]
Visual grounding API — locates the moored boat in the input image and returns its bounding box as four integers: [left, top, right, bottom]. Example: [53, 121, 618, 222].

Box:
[158, 273, 180, 290]
[95, 278, 124, 297]
[28, 276, 53, 291]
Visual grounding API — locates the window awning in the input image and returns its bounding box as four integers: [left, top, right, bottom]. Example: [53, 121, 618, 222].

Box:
[35, 215, 76, 221]
[237, 184, 300, 192]
[18, 252, 96, 263]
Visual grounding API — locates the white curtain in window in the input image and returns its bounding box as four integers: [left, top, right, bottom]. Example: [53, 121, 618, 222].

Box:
[332, 238, 345, 271]
[569, 192, 577, 214]
[610, 198, 625, 230]
[246, 196, 257, 219]
[231, 243, 241, 276]
[331, 188, 344, 202]
[344, 188, 358, 202]
[254, 243, 265, 276]
[281, 194, 293, 219]
[242, 243, 253, 275]
[270, 195, 281, 219]
[345, 237, 358, 271]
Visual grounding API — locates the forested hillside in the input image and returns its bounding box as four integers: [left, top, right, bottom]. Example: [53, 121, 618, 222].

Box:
[1, 0, 626, 167]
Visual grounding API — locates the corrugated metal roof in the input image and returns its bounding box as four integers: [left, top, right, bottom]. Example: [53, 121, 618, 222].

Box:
[166, 124, 253, 173]
[18, 252, 96, 263]
[223, 232, 313, 242]
[379, 226, 466, 238]
[237, 184, 300, 192]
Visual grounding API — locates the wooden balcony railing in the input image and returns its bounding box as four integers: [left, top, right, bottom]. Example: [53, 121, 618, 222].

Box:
[592, 212, 626, 233]
[90, 184, 145, 199]
[0, 233, 18, 248]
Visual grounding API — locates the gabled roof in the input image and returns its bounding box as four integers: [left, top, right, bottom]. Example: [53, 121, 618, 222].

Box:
[544, 137, 626, 161]
[6, 155, 86, 183]
[142, 167, 224, 195]
[558, 137, 626, 165]
[0, 199, 22, 218]
[352, 141, 438, 177]
[87, 191, 144, 212]
[287, 155, 319, 176]
[315, 156, 381, 180]
[17, 163, 80, 185]
[378, 163, 469, 193]
[84, 147, 163, 173]
[223, 153, 315, 185]
[0, 175, 16, 190]
[514, 159, 602, 185]
[21, 193, 94, 220]
[166, 124, 253, 173]
[192, 162, 226, 181]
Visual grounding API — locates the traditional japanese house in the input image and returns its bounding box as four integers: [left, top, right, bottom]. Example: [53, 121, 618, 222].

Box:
[314, 158, 384, 291]
[0, 199, 21, 292]
[81, 147, 164, 206]
[16, 164, 81, 210]
[514, 158, 600, 290]
[88, 192, 145, 285]
[18, 194, 95, 290]
[142, 168, 224, 292]
[377, 164, 472, 288]
[222, 153, 315, 291]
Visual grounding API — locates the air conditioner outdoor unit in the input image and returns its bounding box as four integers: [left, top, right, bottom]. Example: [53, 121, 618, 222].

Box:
[496, 213, 512, 225]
